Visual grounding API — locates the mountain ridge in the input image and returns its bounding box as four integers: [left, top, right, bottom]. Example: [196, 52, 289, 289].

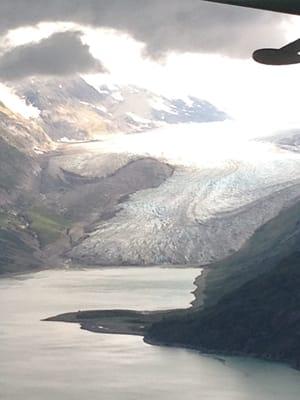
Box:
[14, 76, 227, 140]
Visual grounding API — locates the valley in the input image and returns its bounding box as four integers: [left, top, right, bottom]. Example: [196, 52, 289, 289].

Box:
[4, 122, 300, 274]
[1, 2, 300, 399]
[1, 75, 300, 376]
[0, 77, 227, 274]
[43, 125, 300, 370]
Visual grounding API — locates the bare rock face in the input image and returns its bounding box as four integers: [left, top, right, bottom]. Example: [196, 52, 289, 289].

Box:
[41, 152, 174, 222]
[15, 77, 227, 141]
[0, 101, 52, 205]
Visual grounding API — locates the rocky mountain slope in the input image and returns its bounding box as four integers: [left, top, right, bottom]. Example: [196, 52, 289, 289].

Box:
[0, 142, 175, 273]
[0, 76, 229, 274]
[15, 77, 227, 140]
[0, 102, 52, 273]
[2, 75, 300, 285]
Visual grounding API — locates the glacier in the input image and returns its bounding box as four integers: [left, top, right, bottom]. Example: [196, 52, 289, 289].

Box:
[70, 122, 300, 265]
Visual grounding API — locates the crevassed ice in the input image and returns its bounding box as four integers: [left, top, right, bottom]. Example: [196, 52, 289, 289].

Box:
[70, 122, 300, 265]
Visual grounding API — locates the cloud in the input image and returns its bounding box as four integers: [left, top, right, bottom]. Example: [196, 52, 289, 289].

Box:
[0, 1, 290, 58]
[0, 31, 104, 80]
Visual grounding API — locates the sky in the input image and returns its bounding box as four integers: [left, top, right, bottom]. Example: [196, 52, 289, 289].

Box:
[83, 25, 300, 128]
[0, 1, 299, 128]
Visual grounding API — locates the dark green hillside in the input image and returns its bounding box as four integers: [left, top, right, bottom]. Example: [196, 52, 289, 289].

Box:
[197, 197, 300, 308]
[0, 136, 40, 273]
[0, 228, 40, 274]
[0, 137, 32, 190]
[147, 253, 300, 369]
[147, 199, 300, 369]
[25, 207, 71, 248]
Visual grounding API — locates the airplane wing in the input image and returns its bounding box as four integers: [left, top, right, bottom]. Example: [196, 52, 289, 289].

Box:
[253, 39, 300, 65]
[201, 1, 300, 15]
[201, 1, 300, 65]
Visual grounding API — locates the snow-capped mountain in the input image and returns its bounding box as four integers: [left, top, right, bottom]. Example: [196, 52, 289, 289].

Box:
[0, 76, 227, 274]
[1, 80, 300, 276]
[14, 77, 227, 141]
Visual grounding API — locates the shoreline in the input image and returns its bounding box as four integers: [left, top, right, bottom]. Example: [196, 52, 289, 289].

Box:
[191, 267, 208, 309]
[0, 262, 202, 276]
[43, 264, 300, 372]
[43, 308, 191, 337]
[43, 264, 205, 335]
[143, 336, 300, 372]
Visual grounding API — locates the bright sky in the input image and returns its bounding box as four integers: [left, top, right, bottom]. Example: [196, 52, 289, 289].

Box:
[83, 21, 300, 130]
[1, 18, 300, 131]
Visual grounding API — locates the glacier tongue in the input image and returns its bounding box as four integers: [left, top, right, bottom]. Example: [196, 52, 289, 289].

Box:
[70, 123, 300, 266]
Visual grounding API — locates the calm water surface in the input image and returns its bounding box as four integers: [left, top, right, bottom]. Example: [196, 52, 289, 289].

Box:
[0, 267, 299, 400]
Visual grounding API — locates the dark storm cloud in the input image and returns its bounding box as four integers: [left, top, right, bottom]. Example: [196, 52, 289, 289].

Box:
[1, 1, 289, 56]
[0, 31, 104, 80]
[0, 0, 291, 78]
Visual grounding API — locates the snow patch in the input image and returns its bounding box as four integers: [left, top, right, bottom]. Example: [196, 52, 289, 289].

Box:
[182, 96, 194, 108]
[96, 104, 108, 113]
[111, 91, 124, 102]
[0, 83, 40, 119]
[150, 97, 176, 114]
[58, 137, 80, 143]
[126, 112, 152, 124]
[79, 100, 108, 114]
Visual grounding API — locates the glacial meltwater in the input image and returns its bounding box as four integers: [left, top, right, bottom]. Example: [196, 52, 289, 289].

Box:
[0, 267, 299, 400]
